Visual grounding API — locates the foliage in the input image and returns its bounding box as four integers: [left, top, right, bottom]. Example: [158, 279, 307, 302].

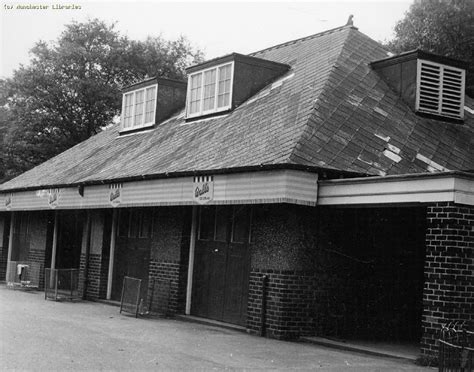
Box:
[0, 19, 203, 183]
[385, 0, 474, 97]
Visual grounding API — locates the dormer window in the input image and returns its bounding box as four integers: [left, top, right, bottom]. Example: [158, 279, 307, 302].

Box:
[121, 84, 158, 132]
[416, 59, 465, 120]
[187, 62, 234, 118]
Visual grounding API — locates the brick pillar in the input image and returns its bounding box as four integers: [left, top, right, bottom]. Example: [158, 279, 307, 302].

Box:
[79, 211, 109, 300]
[421, 202, 474, 357]
[247, 269, 315, 340]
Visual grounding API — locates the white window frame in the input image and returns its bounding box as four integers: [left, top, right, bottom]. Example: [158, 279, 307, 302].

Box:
[120, 84, 158, 132]
[186, 61, 234, 119]
[415, 59, 465, 120]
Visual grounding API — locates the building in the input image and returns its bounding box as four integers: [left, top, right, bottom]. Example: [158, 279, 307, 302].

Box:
[0, 24, 473, 358]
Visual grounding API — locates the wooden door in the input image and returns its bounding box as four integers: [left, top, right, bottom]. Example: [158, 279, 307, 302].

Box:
[192, 206, 251, 326]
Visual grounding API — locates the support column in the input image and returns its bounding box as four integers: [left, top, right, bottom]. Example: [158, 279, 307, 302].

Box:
[185, 206, 197, 315]
[50, 211, 58, 270]
[5, 212, 15, 282]
[106, 209, 118, 300]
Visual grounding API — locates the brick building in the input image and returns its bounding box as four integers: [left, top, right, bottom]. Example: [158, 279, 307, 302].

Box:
[0, 24, 473, 358]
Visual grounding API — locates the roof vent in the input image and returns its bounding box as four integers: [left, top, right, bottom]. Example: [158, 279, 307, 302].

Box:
[371, 50, 467, 122]
[416, 59, 465, 119]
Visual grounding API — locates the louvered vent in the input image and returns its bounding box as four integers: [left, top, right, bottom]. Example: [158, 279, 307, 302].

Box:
[416, 59, 465, 119]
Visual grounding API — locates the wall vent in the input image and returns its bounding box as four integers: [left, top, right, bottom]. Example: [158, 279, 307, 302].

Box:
[416, 59, 465, 120]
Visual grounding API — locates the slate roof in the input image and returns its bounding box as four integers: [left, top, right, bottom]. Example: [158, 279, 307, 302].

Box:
[1, 25, 473, 192]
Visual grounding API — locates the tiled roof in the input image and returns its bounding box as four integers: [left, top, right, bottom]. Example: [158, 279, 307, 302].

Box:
[1, 25, 473, 192]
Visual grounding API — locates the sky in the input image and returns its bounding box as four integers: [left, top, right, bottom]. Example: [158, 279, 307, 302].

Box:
[0, 0, 412, 78]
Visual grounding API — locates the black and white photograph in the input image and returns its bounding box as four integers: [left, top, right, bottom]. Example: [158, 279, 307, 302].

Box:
[0, 0, 473, 370]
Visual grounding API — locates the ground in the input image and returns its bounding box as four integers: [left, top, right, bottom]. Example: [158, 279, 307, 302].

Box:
[0, 286, 433, 371]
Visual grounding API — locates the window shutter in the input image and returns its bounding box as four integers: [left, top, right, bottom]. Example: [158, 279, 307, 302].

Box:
[416, 60, 465, 120]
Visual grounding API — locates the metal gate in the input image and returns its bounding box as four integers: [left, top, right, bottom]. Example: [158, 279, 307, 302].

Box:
[439, 323, 474, 372]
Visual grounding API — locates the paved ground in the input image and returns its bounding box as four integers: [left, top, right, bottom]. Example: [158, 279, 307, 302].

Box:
[0, 286, 433, 371]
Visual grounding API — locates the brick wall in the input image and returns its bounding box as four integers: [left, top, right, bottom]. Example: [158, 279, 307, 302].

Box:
[148, 260, 185, 314]
[421, 202, 474, 357]
[0, 214, 9, 281]
[79, 252, 109, 300]
[147, 207, 191, 315]
[247, 269, 316, 340]
[28, 248, 47, 289]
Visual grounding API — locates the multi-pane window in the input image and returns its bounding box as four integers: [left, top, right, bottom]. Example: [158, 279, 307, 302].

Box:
[187, 62, 233, 118]
[198, 205, 251, 243]
[121, 84, 157, 131]
[118, 209, 153, 238]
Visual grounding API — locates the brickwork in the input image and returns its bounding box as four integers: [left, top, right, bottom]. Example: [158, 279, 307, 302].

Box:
[0, 214, 8, 281]
[421, 202, 474, 357]
[79, 252, 109, 300]
[28, 249, 47, 289]
[148, 260, 186, 314]
[247, 269, 316, 340]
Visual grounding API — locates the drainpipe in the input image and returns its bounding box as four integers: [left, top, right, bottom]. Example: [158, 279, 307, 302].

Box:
[185, 206, 198, 315]
[82, 211, 92, 300]
[5, 212, 15, 282]
[106, 209, 118, 300]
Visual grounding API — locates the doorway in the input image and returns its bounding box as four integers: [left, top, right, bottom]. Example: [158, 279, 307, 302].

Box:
[192, 205, 251, 326]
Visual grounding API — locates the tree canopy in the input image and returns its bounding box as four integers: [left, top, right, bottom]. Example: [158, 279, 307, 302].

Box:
[0, 19, 203, 182]
[385, 0, 474, 97]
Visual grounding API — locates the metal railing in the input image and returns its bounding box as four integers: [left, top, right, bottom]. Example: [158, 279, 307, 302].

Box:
[6, 261, 41, 289]
[439, 322, 474, 372]
[44, 268, 80, 301]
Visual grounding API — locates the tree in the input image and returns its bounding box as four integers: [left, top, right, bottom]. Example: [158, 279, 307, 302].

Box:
[385, 0, 474, 97]
[0, 19, 203, 182]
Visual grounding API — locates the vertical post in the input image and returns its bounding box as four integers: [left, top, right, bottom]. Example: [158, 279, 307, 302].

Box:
[185, 206, 198, 315]
[260, 275, 268, 337]
[106, 209, 118, 300]
[49, 212, 58, 289]
[50, 211, 58, 270]
[5, 212, 15, 283]
[82, 211, 92, 300]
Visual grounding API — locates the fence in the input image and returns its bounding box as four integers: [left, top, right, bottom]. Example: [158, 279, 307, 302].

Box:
[44, 268, 80, 301]
[148, 278, 172, 316]
[439, 322, 474, 372]
[120, 276, 142, 318]
[6, 261, 41, 289]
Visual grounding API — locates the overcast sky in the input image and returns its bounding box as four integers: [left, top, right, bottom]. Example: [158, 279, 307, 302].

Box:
[0, 0, 412, 78]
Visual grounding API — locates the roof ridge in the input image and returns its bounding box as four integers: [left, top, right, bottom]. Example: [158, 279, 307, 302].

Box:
[249, 25, 356, 57]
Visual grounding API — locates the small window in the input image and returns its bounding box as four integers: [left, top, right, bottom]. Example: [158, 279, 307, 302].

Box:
[214, 206, 229, 242]
[198, 206, 215, 240]
[231, 206, 251, 243]
[117, 209, 152, 238]
[121, 84, 158, 132]
[416, 60, 465, 120]
[186, 62, 234, 118]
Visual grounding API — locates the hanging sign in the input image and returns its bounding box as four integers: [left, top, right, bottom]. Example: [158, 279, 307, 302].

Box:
[5, 193, 12, 210]
[193, 175, 214, 204]
[48, 189, 61, 209]
[109, 183, 122, 207]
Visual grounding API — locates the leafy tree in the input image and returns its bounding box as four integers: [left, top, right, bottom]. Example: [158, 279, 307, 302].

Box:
[385, 0, 474, 97]
[0, 19, 203, 182]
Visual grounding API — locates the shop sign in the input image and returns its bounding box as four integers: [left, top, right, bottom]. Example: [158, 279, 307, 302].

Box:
[5, 193, 12, 210]
[109, 183, 122, 207]
[48, 188, 61, 209]
[193, 175, 214, 204]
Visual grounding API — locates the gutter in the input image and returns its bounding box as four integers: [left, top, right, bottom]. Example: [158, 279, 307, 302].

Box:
[0, 163, 365, 194]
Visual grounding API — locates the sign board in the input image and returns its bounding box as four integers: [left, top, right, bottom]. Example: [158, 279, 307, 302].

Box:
[193, 176, 214, 204]
[109, 183, 122, 207]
